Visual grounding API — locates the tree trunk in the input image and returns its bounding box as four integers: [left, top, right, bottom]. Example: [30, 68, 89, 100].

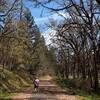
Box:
[93, 49, 99, 91]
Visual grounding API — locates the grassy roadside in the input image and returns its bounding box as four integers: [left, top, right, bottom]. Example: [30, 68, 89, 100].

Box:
[0, 92, 17, 99]
[0, 84, 34, 99]
[55, 78, 100, 100]
[0, 67, 33, 99]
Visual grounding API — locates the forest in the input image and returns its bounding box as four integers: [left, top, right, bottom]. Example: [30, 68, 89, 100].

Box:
[0, 0, 100, 99]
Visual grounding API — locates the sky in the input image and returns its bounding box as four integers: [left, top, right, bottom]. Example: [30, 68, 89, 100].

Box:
[24, 0, 67, 45]
[24, 1, 53, 26]
[24, 0, 100, 45]
[24, 1, 67, 30]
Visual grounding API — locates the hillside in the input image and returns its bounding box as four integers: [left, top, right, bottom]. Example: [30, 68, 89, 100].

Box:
[0, 67, 33, 98]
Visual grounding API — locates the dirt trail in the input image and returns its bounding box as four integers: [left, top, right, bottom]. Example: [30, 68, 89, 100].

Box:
[12, 76, 81, 100]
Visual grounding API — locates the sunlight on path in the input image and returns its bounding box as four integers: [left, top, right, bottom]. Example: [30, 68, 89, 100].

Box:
[39, 75, 53, 80]
[12, 93, 79, 100]
[12, 75, 80, 100]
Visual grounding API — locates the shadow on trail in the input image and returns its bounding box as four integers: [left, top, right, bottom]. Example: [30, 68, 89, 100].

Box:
[38, 86, 67, 94]
[11, 79, 77, 100]
[28, 97, 58, 100]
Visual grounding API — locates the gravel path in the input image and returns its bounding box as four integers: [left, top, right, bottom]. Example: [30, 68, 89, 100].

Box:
[12, 76, 81, 100]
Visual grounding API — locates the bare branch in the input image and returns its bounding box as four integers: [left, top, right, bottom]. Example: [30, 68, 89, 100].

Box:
[0, 0, 18, 17]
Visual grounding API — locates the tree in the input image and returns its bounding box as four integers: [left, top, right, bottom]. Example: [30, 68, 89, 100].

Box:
[96, 0, 100, 5]
[36, 0, 100, 91]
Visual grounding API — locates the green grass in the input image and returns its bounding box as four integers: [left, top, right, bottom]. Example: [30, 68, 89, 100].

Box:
[0, 67, 33, 99]
[56, 78, 100, 100]
[0, 92, 17, 99]
[75, 89, 100, 100]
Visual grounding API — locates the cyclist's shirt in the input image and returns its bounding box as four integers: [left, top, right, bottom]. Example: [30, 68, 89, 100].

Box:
[34, 79, 39, 86]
